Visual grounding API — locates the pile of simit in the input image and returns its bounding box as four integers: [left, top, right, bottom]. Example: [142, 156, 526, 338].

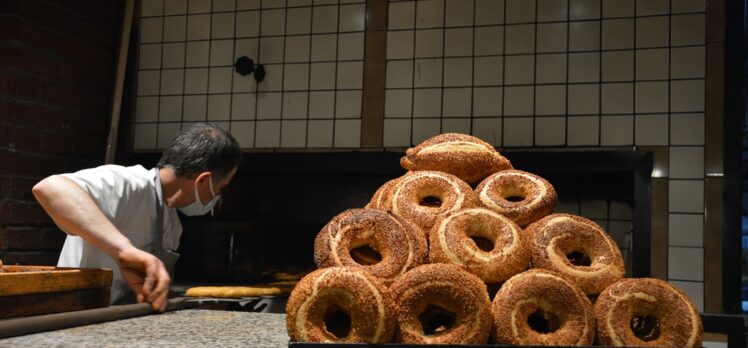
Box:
[285, 133, 702, 347]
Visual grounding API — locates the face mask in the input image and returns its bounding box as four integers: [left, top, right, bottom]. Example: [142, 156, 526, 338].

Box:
[178, 177, 220, 216]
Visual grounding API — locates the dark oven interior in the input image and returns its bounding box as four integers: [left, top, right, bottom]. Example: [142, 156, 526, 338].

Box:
[129, 151, 653, 285]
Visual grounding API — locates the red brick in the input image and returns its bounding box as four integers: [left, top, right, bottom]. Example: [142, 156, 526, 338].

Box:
[14, 126, 42, 153]
[0, 226, 64, 250]
[0, 0, 20, 15]
[6, 152, 68, 179]
[0, 99, 11, 122]
[13, 103, 74, 130]
[4, 46, 60, 80]
[4, 201, 51, 225]
[42, 131, 106, 158]
[19, 20, 64, 57]
[8, 176, 38, 202]
[0, 149, 11, 175]
[13, 74, 39, 101]
[40, 80, 91, 110]
[0, 176, 9, 199]
[0, 122, 10, 148]
[0, 251, 59, 265]
[0, 70, 14, 96]
[0, 16, 21, 43]
[19, 0, 79, 38]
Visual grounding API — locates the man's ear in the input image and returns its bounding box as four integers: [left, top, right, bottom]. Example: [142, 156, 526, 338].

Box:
[195, 171, 212, 185]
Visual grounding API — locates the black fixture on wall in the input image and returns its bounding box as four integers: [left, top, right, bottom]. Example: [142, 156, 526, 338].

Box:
[234, 56, 265, 83]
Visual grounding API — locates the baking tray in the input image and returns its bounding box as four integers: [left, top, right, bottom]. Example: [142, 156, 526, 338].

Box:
[288, 313, 748, 348]
[289, 343, 618, 347]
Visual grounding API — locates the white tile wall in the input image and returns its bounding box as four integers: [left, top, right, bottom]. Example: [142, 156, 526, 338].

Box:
[135, 0, 366, 149]
[136, 0, 710, 308]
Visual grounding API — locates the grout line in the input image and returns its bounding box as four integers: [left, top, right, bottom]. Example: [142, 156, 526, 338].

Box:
[278, 2, 289, 148]
[305, 5, 315, 148]
[204, 0, 214, 128]
[632, 0, 637, 147]
[564, 0, 570, 147]
[332, 3, 341, 148]
[252, 1, 262, 148]
[228, 0, 237, 134]
[499, 0, 506, 147]
[154, 0, 166, 149]
[531, 0, 538, 147]
[179, 0, 190, 132]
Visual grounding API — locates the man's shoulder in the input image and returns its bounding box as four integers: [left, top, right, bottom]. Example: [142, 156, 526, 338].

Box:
[63, 164, 155, 190]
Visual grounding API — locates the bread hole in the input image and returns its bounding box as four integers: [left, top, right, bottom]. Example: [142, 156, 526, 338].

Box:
[420, 195, 443, 208]
[566, 251, 592, 266]
[470, 236, 494, 252]
[527, 308, 560, 334]
[630, 315, 660, 342]
[418, 304, 456, 336]
[503, 195, 526, 202]
[350, 245, 382, 265]
[324, 307, 352, 339]
[499, 186, 527, 203]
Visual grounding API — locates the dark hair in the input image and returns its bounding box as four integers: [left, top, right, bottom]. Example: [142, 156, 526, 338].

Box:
[157, 123, 241, 181]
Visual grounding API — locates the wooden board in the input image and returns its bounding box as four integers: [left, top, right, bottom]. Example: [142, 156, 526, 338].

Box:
[0, 288, 110, 319]
[0, 266, 113, 319]
[0, 266, 113, 296]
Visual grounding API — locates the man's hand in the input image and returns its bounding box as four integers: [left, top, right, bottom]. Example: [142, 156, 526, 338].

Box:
[117, 246, 171, 312]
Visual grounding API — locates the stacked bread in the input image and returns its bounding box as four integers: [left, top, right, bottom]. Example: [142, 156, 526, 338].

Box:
[286, 133, 702, 347]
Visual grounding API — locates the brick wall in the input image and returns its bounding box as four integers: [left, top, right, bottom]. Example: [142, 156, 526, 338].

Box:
[0, 0, 122, 265]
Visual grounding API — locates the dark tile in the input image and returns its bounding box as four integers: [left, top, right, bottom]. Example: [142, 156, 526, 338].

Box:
[706, 0, 725, 43]
[705, 42, 724, 175]
[361, 30, 386, 147]
[704, 177, 723, 312]
[650, 178, 668, 280]
[366, 0, 388, 31]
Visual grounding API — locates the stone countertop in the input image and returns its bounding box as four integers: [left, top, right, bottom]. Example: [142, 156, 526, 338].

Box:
[0, 310, 289, 348]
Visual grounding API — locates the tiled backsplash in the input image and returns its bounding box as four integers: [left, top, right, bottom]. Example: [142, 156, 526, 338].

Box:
[135, 0, 366, 149]
[383, 0, 705, 147]
[132, 0, 711, 311]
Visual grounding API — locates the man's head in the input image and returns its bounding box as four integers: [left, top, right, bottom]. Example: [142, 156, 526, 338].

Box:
[157, 123, 242, 214]
[157, 122, 241, 182]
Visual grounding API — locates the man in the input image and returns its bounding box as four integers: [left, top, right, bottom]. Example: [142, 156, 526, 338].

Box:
[33, 123, 241, 312]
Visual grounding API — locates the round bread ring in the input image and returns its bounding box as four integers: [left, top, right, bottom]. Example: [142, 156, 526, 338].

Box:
[365, 177, 400, 210]
[594, 278, 703, 347]
[400, 133, 512, 184]
[390, 263, 493, 344]
[429, 208, 530, 283]
[388, 171, 478, 236]
[286, 267, 397, 343]
[492, 269, 595, 346]
[314, 208, 427, 285]
[475, 169, 557, 227]
[526, 214, 625, 295]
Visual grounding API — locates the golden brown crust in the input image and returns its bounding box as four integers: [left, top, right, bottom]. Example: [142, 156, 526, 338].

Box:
[400, 133, 512, 184]
[492, 269, 595, 346]
[475, 169, 557, 227]
[314, 209, 428, 285]
[594, 278, 703, 347]
[387, 171, 479, 236]
[429, 208, 530, 283]
[390, 263, 493, 344]
[366, 178, 400, 210]
[526, 214, 625, 295]
[185, 286, 282, 298]
[286, 267, 397, 343]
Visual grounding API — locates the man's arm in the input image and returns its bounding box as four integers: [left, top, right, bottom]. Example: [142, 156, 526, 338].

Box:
[32, 175, 170, 312]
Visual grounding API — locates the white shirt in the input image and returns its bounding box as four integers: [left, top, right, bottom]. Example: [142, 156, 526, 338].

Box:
[56, 165, 182, 304]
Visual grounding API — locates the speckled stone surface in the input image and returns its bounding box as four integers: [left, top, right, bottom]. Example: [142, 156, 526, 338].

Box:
[0, 310, 289, 347]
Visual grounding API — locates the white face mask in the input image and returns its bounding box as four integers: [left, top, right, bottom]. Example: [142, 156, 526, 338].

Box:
[178, 177, 220, 216]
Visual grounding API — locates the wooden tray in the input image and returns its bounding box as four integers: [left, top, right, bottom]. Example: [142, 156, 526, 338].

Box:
[0, 265, 113, 319]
